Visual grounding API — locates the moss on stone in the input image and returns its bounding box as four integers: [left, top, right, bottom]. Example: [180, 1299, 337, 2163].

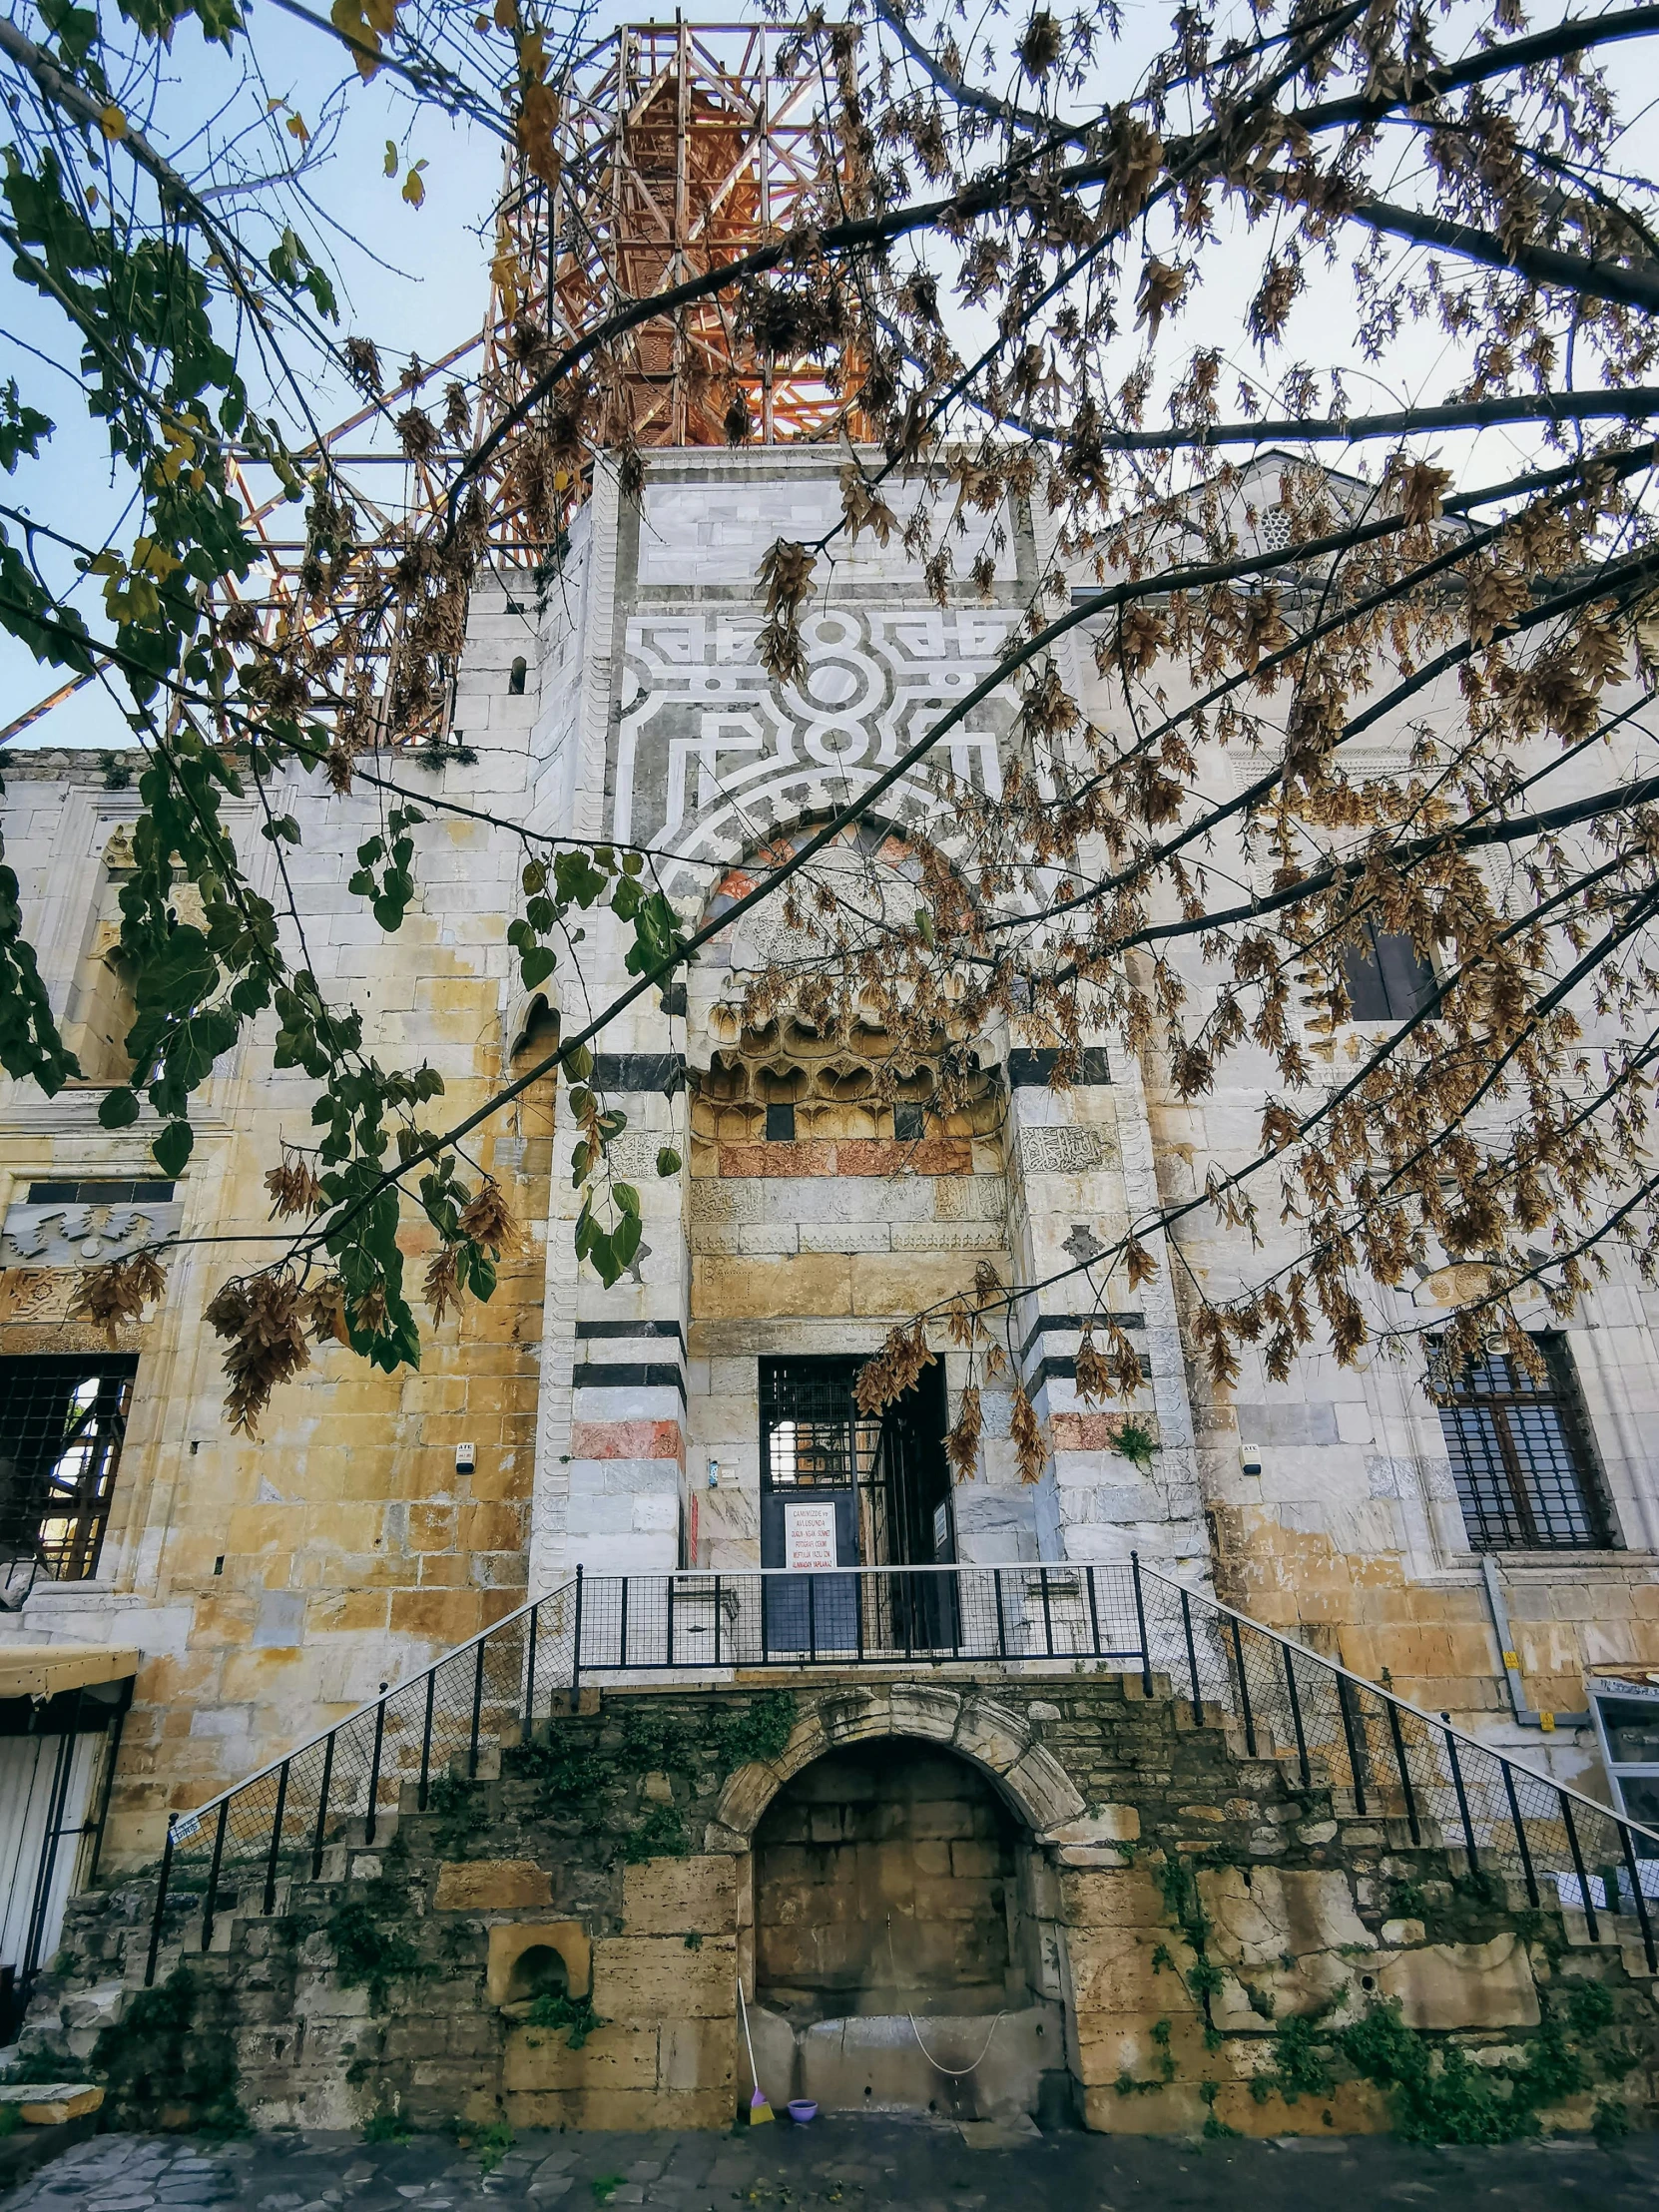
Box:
[327, 1885, 429, 2009]
[89, 1965, 250, 2137]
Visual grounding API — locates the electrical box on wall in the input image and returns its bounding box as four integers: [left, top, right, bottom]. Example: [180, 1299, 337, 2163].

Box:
[455, 1440, 476, 1474]
[1240, 1442, 1263, 1477]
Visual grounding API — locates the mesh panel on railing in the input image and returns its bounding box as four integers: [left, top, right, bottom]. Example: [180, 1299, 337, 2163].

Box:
[1135, 1564, 1659, 1966]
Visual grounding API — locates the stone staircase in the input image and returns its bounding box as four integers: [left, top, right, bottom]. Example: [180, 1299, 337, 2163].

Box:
[15, 1663, 1659, 2139]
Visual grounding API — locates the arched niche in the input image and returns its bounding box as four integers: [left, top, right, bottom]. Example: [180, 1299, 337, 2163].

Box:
[706, 1685, 1082, 2122]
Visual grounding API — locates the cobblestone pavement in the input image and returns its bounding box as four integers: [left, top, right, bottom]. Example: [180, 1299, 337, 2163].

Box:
[5, 2120, 1659, 2212]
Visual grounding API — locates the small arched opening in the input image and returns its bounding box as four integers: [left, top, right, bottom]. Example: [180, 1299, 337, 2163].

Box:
[510, 991, 559, 1060]
[505, 1943, 568, 2006]
[750, 1738, 1068, 2124]
[508, 655, 528, 696]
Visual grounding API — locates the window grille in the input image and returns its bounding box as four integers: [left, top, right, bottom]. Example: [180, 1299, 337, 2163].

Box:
[1432, 1336, 1612, 1551]
[0, 1356, 138, 1582]
[1342, 917, 1436, 1020]
[1259, 506, 1293, 551]
[26, 1181, 174, 1205]
[759, 1359, 878, 1491]
[764, 1102, 796, 1142]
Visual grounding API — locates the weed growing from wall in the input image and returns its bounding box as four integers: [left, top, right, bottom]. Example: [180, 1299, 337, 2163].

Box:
[426, 1772, 488, 1856]
[711, 1693, 799, 1773]
[453, 2116, 515, 2173]
[89, 1966, 250, 2137]
[327, 1886, 429, 2010]
[1250, 1980, 1641, 2143]
[1113, 2013, 1180, 2098]
[1199, 2077, 1238, 2138]
[1154, 1857, 1226, 2051]
[622, 1803, 689, 1863]
[497, 1692, 797, 1863]
[524, 1991, 604, 2048]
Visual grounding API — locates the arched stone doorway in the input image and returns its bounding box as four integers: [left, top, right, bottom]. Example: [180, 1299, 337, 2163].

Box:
[714, 1688, 1079, 2125]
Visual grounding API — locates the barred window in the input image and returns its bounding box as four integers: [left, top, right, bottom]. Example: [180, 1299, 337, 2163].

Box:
[1342, 918, 1436, 1021]
[760, 1359, 877, 1491]
[0, 1356, 138, 1583]
[1433, 1336, 1612, 1551]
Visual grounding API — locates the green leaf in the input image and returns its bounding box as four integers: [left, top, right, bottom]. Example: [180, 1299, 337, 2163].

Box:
[98, 1086, 141, 1129]
[134, 925, 218, 1016]
[614, 1181, 640, 1219]
[303, 267, 339, 321]
[0, 380, 52, 474]
[553, 849, 609, 909]
[656, 1147, 682, 1176]
[612, 1212, 642, 1270]
[610, 873, 642, 920]
[152, 1118, 194, 1175]
[520, 945, 555, 987]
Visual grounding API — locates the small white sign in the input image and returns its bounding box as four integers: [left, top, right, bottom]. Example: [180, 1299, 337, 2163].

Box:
[784, 1500, 837, 1572]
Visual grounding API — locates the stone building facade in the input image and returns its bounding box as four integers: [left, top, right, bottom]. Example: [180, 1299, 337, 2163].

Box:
[1, 444, 1657, 1996]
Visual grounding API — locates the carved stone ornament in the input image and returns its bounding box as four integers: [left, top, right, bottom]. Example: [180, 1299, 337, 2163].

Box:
[1017, 1125, 1106, 1177]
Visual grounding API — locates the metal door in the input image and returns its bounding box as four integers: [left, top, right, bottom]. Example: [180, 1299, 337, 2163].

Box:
[759, 1358, 870, 1656]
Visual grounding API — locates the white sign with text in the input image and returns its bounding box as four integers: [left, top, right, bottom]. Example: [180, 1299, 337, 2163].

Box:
[784, 1500, 837, 1572]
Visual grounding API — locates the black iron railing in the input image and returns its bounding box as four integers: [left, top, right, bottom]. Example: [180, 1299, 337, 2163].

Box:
[139, 1557, 1659, 1986]
[1131, 1559, 1659, 1972]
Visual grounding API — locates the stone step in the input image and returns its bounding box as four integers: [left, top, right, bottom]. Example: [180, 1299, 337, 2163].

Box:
[0, 2083, 104, 2123]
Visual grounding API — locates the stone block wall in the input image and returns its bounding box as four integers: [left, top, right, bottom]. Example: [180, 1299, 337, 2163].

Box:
[754, 1739, 1021, 2016]
[0, 744, 556, 1858]
[25, 1668, 1659, 2140]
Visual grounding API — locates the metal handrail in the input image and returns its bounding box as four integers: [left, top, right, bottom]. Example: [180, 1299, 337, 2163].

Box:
[1136, 1558, 1659, 1854]
[169, 1574, 577, 1834]
[132, 1551, 1659, 1988]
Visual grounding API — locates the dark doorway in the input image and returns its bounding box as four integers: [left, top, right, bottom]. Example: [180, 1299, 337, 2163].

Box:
[758, 1356, 955, 1656]
[865, 1360, 955, 1567]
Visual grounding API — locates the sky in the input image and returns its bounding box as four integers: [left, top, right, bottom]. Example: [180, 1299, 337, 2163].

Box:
[1, 0, 1654, 752]
[0, 0, 551, 751]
